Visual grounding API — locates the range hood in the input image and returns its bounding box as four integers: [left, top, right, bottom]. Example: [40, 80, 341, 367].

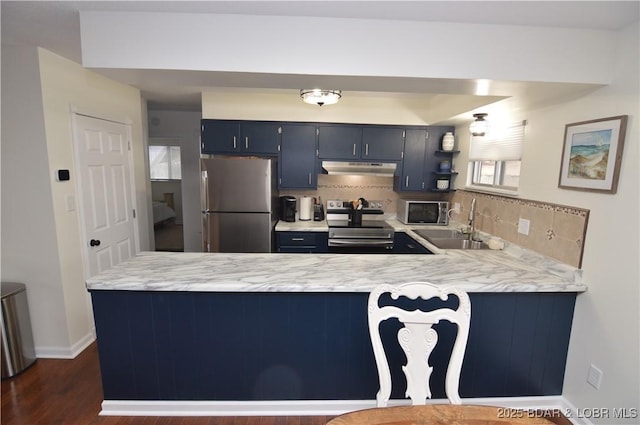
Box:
[322, 161, 397, 177]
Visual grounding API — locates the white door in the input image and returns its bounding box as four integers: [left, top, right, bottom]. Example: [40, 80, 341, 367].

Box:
[73, 114, 137, 276]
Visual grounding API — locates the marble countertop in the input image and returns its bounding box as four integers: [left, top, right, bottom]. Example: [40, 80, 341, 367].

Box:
[86, 234, 587, 293]
[275, 219, 329, 231]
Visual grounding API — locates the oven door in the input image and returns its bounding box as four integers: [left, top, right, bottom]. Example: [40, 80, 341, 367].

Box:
[328, 238, 394, 254]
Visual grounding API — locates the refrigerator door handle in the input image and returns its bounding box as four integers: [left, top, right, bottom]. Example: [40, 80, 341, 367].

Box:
[202, 212, 210, 252]
[201, 170, 210, 252]
[201, 170, 209, 213]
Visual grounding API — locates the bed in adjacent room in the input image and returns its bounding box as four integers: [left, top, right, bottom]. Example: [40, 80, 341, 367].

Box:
[153, 193, 177, 226]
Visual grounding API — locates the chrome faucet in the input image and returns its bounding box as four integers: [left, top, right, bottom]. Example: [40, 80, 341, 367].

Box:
[468, 198, 477, 241]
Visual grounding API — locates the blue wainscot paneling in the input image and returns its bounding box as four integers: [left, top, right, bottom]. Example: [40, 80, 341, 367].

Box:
[90, 291, 576, 401]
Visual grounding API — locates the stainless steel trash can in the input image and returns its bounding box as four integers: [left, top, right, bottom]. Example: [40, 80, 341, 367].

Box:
[1, 282, 36, 378]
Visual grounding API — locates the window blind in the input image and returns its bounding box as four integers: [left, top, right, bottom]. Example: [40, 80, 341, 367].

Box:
[468, 121, 526, 161]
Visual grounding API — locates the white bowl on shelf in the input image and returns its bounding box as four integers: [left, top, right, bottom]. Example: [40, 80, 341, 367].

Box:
[436, 179, 450, 190]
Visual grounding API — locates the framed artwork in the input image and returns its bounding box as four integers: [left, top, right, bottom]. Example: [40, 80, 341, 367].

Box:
[558, 115, 628, 193]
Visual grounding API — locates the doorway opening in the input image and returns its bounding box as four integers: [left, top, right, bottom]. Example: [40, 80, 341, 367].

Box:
[149, 140, 184, 252]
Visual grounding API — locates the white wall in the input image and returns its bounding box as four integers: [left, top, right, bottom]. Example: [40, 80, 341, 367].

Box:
[1, 46, 150, 357]
[148, 110, 202, 252]
[548, 23, 638, 422]
[1, 45, 70, 353]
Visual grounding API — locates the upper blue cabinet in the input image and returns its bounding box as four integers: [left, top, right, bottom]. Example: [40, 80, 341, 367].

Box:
[279, 123, 317, 189]
[200, 119, 454, 193]
[395, 126, 456, 193]
[397, 129, 428, 191]
[318, 124, 404, 161]
[361, 126, 405, 161]
[201, 120, 280, 155]
[317, 124, 362, 160]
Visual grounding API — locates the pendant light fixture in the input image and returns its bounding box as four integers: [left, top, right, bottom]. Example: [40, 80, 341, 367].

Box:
[300, 89, 342, 106]
[470, 113, 490, 136]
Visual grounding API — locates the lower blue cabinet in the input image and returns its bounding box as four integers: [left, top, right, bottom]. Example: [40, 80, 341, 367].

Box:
[277, 232, 328, 253]
[393, 232, 433, 254]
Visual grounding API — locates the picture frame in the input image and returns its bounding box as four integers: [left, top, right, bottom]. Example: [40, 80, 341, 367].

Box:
[558, 115, 628, 194]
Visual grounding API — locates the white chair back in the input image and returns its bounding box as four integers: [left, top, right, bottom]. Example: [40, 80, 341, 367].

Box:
[368, 282, 471, 407]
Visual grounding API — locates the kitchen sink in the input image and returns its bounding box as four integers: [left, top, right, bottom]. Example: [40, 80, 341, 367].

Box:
[414, 229, 490, 250]
[427, 238, 490, 250]
[414, 229, 466, 240]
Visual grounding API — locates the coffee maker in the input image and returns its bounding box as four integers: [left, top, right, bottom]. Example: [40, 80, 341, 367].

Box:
[279, 196, 297, 222]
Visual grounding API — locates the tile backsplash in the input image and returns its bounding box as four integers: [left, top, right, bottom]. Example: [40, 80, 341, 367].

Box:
[282, 177, 589, 268]
[281, 174, 443, 214]
[448, 190, 589, 268]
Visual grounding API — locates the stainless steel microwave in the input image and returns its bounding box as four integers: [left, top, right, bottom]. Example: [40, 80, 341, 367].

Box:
[397, 200, 449, 225]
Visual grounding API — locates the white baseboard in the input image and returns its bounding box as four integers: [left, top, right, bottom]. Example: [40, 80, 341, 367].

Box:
[100, 396, 581, 419]
[35, 332, 95, 359]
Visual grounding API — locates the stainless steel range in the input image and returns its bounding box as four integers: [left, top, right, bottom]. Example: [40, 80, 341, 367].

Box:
[326, 199, 394, 253]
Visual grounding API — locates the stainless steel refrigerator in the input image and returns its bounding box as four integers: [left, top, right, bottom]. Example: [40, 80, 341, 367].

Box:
[201, 157, 279, 253]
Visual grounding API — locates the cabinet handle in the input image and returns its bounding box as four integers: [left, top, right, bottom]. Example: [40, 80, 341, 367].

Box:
[308, 173, 312, 185]
[365, 143, 369, 156]
[233, 136, 237, 149]
[405, 176, 409, 187]
[353, 144, 356, 156]
[245, 136, 249, 149]
[291, 238, 305, 241]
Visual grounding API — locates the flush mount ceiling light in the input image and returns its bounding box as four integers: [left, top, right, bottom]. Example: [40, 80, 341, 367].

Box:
[470, 113, 490, 136]
[300, 89, 342, 106]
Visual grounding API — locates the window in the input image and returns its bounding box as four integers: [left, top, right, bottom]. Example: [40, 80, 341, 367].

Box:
[149, 145, 181, 180]
[467, 121, 526, 194]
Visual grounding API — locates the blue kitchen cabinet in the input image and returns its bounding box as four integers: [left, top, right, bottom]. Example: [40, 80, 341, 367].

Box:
[362, 126, 405, 161]
[201, 120, 238, 154]
[276, 232, 328, 253]
[393, 232, 433, 254]
[317, 125, 362, 159]
[394, 126, 455, 193]
[318, 124, 403, 162]
[239, 122, 281, 154]
[397, 129, 428, 191]
[201, 120, 280, 155]
[279, 123, 317, 189]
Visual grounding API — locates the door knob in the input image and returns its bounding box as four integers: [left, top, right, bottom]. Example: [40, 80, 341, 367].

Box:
[89, 239, 101, 247]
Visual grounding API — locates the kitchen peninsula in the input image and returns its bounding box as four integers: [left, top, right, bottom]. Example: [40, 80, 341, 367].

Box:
[86, 237, 586, 415]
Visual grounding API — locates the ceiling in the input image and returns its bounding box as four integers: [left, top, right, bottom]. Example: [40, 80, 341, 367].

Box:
[2, 1, 639, 120]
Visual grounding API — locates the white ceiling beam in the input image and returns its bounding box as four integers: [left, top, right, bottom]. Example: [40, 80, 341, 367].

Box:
[80, 11, 616, 86]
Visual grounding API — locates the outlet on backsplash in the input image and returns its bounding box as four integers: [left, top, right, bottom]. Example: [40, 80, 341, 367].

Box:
[518, 218, 530, 235]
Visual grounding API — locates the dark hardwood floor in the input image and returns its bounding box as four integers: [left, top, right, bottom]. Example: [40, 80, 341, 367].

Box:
[1, 342, 332, 425]
[2, 342, 571, 425]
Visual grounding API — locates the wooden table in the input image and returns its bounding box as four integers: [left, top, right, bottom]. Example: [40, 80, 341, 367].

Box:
[326, 405, 560, 425]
